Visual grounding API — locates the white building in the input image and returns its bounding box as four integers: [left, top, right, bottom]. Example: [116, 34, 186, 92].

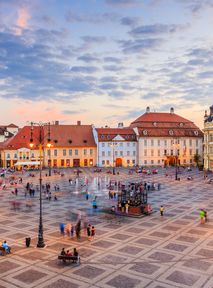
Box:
[93, 127, 137, 167]
[130, 107, 203, 167]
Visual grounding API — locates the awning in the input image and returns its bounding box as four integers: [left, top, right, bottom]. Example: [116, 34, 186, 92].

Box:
[14, 161, 40, 166]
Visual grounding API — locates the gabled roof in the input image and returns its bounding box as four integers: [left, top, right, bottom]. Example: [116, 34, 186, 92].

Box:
[7, 123, 19, 128]
[96, 127, 137, 142]
[2, 124, 96, 150]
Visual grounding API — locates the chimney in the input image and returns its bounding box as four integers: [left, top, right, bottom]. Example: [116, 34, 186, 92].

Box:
[146, 106, 150, 113]
[55, 120, 59, 125]
[210, 105, 213, 116]
[170, 107, 174, 114]
[77, 121, 81, 125]
[118, 122, 124, 128]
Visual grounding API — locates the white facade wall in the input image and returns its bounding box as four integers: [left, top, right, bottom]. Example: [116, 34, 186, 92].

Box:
[98, 141, 137, 167]
[138, 137, 203, 166]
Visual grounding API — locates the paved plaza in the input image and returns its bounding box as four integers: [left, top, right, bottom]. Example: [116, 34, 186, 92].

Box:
[0, 167, 213, 288]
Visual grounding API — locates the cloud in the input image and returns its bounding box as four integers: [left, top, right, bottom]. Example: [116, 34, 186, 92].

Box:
[103, 57, 122, 63]
[62, 109, 87, 115]
[70, 66, 99, 73]
[66, 11, 119, 24]
[78, 54, 100, 63]
[119, 38, 162, 53]
[129, 23, 186, 37]
[105, 0, 139, 7]
[120, 16, 139, 27]
[103, 65, 124, 72]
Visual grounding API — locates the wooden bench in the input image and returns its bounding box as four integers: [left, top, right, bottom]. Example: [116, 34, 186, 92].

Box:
[58, 255, 80, 265]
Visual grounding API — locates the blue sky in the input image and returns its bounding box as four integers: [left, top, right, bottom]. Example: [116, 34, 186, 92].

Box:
[0, 0, 212, 128]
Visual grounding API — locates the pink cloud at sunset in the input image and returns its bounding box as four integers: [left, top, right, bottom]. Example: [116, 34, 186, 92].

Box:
[15, 7, 30, 35]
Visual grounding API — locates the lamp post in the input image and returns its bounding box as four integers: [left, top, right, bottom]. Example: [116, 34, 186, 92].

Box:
[30, 122, 51, 248]
[47, 143, 51, 176]
[173, 141, 180, 181]
[110, 141, 118, 175]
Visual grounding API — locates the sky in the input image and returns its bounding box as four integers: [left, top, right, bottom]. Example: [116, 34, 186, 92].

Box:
[0, 0, 212, 129]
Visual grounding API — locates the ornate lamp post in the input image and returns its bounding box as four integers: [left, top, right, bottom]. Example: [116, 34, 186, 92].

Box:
[109, 141, 118, 175]
[173, 141, 180, 181]
[30, 122, 51, 248]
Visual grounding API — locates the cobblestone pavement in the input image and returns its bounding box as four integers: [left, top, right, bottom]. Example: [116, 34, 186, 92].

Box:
[0, 167, 213, 288]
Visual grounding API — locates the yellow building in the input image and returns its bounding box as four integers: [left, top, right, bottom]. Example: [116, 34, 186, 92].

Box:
[0, 122, 97, 169]
[204, 106, 213, 171]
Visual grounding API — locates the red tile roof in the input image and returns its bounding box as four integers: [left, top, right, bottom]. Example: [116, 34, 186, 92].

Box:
[2, 125, 96, 150]
[96, 127, 137, 141]
[130, 112, 203, 137]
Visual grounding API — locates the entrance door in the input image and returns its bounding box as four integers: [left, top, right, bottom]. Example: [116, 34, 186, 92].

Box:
[116, 158, 122, 167]
[73, 159, 80, 167]
[84, 159, 88, 167]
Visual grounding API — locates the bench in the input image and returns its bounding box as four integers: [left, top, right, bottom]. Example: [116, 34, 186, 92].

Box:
[58, 255, 80, 265]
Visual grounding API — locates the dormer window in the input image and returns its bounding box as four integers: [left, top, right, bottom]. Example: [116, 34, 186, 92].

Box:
[68, 140, 72, 144]
[83, 140, 87, 143]
[153, 122, 157, 127]
[179, 123, 184, 127]
[54, 139, 58, 143]
[169, 130, 174, 135]
[143, 130, 148, 135]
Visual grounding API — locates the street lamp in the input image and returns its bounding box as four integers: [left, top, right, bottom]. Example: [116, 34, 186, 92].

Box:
[172, 141, 180, 181]
[109, 141, 118, 175]
[30, 122, 51, 248]
[47, 142, 52, 176]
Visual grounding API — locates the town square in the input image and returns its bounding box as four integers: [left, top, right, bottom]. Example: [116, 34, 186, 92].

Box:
[0, 166, 213, 288]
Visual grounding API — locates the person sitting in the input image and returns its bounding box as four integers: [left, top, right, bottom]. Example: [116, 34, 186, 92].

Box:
[60, 247, 66, 255]
[66, 250, 72, 256]
[2, 241, 11, 253]
[73, 247, 80, 263]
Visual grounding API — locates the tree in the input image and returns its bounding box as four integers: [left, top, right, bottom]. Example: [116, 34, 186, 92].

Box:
[193, 153, 201, 167]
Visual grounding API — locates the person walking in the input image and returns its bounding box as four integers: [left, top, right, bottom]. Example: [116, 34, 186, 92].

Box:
[200, 209, 205, 224]
[60, 223, 65, 235]
[160, 205, 164, 216]
[91, 225, 95, 240]
[125, 202, 129, 214]
[87, 224, 91, 241]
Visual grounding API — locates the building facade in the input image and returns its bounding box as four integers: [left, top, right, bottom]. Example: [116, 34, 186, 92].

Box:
[93, 127, 137, 167]
[203, 105, 213, 172]
[0, 122, 97, 169]
[0, 124, 19, 142]
[130, 107, 203, 167]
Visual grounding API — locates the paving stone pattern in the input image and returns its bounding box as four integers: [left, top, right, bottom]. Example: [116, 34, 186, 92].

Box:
[0, 167, 213, 287]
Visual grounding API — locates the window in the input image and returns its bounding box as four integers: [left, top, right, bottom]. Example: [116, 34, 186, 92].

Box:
[127, 151, 130, 156]
[177, 149, 180, 156]
[102, 160, 105, 165]
[102, 143, 105, 147]
[158, 160, 161, 164]
[90, 149, 93, 156]
[133, 151, 136, 156]
[102, 151, 105, 157]
[47, 150, 51, 157]
[54, 149, 57, 156]
[75, 149, 78, 156]
[120, 151, 123, 156]
[190, 159, 192, 163]
[115, 151, 118, 156]
[63, 149, 66, 156]
[83, 149, 87, 156]
[158, 140, 160, 146]
[127, 142, 130, 147]
[106, 160, 109, 165]
[151, 139, 154, 146]
[69, 149, 72, 156]
[144, 149, 147, 156]
[164, 140, 167, 147]
[158, 150, 160, 156]
[14, 153, 17, 159]
[164, 149, 167, 156]
[132, 142, 136, 147]
[61, 159, 64, 166]
[189, 139, 192, 146]
[120, 142, 123, 147]
[183, 159, 186, 164]
[108, 151, 111, 157]
[183, 140, 186, 146]
[127, 159, 130, 164]
[144, 140, 147, 146]
[151, 150, 154, 156]
[144, 160, 147, 164]
[171, 150, 173, 156]
[151, 160, 154, 164]
[189, 149, 192, 155]
[196, 140, 198, 146]
[132, 160, 135, 164]
[196, 148, 199, 154]
[31, 153, 34, 158]
[7, 153, 10, 159]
